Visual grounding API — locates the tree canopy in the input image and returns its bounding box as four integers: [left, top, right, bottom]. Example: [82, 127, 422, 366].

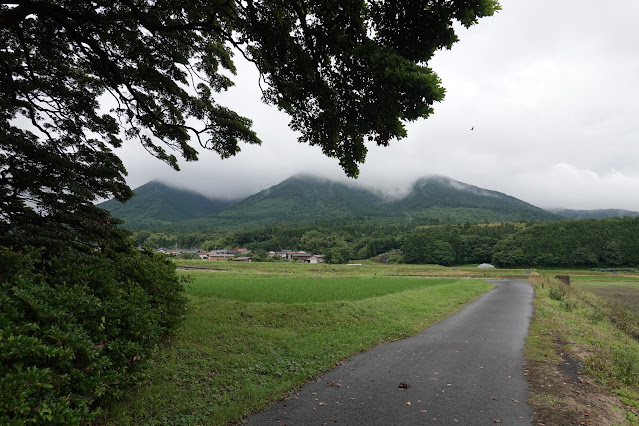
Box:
[1, 3, 502, 421]
[1, 0, 500, 249]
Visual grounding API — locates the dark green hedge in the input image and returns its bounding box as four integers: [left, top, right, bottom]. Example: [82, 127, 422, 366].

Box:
[0, 246, 187, 424]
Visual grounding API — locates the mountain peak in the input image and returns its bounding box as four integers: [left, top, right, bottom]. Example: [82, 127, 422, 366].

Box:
[99, 181, 232, 227]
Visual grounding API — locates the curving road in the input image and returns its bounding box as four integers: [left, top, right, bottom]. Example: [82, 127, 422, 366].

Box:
[247, 280, 534, 425]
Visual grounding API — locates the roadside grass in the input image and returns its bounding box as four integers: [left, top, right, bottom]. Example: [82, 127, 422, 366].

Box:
[525, 273, 639, 425]
[103, 273, 493, 424]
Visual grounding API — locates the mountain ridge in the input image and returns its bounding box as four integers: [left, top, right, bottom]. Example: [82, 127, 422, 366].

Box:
[98, 180, 233, 228]
[100, 174, 563, 229]
[548, 208, 639, 220]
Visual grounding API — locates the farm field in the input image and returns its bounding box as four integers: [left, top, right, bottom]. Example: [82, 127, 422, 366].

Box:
[571, 275, 639, 305]
[104, 264, 494, 424]
[103, 262, 639, 425]
[176, 258, 535, 278]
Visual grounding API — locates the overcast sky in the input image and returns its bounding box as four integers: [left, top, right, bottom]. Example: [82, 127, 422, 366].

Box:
[114, 0, 639, 211]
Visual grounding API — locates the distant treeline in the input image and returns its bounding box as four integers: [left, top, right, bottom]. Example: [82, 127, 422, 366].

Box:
[131, 217, 639, 267]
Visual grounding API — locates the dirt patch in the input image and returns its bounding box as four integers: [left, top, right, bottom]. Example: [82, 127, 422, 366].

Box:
[178, 266, 230, 271]
[557, 342, 584, 383]
[526, 335, 628, 425]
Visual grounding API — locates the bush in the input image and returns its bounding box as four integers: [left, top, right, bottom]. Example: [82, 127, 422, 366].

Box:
[548, 287, 565, 301]
[0, 246, 187, 424]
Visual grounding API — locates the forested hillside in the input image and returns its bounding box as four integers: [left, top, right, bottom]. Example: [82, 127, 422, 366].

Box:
[399, 217, 639, 268]
[133, 217, 639, 268]
[104, 175, 562, 230]
[389, 176, 558, 223]
[213, 175, 385, 224]
[99, 181, 232, 228]
[549, 208, 639, 220]
[490, 217, 639, 267]
[105, 178, 639, 269]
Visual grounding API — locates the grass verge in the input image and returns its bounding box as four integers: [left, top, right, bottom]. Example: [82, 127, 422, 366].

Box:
[525, 273, 639, 425]
[102, 274, 492, 424]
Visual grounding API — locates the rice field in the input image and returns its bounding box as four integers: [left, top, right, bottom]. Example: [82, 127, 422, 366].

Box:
[571, 275, 639, 305]
[186, 273, 457, 303]
[104, 268, 493, 425]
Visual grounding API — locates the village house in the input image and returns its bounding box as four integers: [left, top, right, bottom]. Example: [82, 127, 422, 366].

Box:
[287, 251, 310, 261]
[228, 248, 250, 255]
[268, 250, 293, 258]
[157, 247, 322, 263]
[207, 252, 235, 261]
[163, 249, 183, 256]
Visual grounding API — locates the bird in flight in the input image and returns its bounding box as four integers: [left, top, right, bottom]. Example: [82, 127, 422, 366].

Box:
[471, 126, 474, 131]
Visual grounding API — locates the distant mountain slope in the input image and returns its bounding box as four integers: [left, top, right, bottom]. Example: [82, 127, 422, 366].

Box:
[99, 181, 232, 227]
[101, 175, 563, 230]
[213, 175, 385, 224]
[186, 175, 561, 229]
[548, 208, 639, 220]
[390, 176, 560, 222]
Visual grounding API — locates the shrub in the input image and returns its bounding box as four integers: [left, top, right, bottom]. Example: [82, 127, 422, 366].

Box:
[0, 246, 187, 424]
[548, 287, 565, 301]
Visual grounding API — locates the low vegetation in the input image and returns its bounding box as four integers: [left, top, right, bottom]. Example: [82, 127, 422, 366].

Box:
[0, 247, 187, 424]
[525, 273, 639, 425]
[6, 247, 639, 425]
[103, 266, 493, 424]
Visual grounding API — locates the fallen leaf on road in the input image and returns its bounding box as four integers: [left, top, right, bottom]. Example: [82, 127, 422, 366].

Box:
[406, 401, 411, 405]
[419, 410, 427, 413]
[319, 402, 328, 406]
[513, 399, 520, 403]
[493, 418, 502, 423]
[398, 382, 411, 389]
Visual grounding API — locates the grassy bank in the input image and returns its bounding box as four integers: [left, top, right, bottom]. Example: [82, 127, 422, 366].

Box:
[103, 267, 493, 424]
[525, 273, 639, 425]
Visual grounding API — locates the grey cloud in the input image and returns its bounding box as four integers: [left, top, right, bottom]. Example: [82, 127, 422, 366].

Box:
[115, 0, 639, 211]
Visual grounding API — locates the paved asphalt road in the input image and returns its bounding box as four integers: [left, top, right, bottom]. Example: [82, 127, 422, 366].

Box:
[247, 280, 534, 425]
